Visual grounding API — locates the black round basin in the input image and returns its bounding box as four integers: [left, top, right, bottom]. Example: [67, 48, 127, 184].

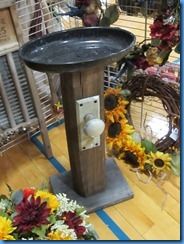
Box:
[19, 27, 135, 73]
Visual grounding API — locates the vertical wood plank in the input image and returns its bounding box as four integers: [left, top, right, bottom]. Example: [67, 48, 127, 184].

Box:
[6, 52, 30, 122]
[9, 5, 53, 158]
[60, 67, 105, 196]
[0, 73, 16, 127]
[24, 67, 53, 158]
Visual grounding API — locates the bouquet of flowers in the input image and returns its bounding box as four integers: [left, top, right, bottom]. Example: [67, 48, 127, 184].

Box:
[0, 187, 98, 240]
[115, 0, 180, 80]
[54, 0, 120, 27]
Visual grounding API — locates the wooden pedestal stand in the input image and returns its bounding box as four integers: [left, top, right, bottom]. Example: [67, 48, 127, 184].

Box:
[20, 26, 135, 213]
[50, 67, 134, 212]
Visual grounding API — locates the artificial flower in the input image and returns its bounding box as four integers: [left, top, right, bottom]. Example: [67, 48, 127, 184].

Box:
[47, 230, 73, 240]
[148, 151, 172, 175]
[23, 187, 35, 199]
[0, 188, 97, 240]
[56, 193, 81, 215]
[13, 196, 50, 234]
[106, 119, 134, 152]
[119, 139, 146, 168]
[50, 220, 77, 240]
[61, 211, 86, 238]
[35, 190, 59, 212]
[0, 216, 16, 240]
[104, 88, 128, 122]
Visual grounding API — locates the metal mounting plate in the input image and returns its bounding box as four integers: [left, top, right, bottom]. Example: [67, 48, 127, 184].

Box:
[76, 95, 100, 151]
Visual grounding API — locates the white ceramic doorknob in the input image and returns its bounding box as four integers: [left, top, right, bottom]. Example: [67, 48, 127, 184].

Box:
[83, 113, 105, 138]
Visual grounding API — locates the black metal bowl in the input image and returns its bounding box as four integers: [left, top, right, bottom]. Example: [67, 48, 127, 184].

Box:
[19, 27, 135, 73]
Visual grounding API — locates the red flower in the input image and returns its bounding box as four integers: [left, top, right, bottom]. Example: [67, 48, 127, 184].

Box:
[132, 56, 150, 70]
[62, 211, 86, 238]
[23, 188, 35, 199]
[150, 17, 179, 48]
[13, 196, 51, 234]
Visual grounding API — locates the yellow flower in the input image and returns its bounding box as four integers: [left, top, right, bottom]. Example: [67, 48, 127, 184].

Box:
[35, 190, 59, 212]
[148, 151, 171, 175]
[146, 47, 163, 65]
[104, 88, 128, 123]
[0, 216, 16, 240]
[119, 139, 146, 168]
[106, 119, 134, 152]
[47, 230, 73, 240]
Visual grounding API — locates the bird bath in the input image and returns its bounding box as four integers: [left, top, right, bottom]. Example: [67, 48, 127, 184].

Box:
[20, 27, 135, 213]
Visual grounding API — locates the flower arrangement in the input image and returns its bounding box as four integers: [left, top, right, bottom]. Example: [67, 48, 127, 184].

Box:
[0, 187, 97, 240]
[55, 0, 120, 27]
[104, 87, 180, 178]
[116, 1, 180, 80]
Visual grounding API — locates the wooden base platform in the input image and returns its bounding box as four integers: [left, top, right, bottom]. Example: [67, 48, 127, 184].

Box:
[50, 158, 134, 213]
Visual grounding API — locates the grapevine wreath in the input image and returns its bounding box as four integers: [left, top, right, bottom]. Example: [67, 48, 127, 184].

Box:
[104, 74, 180, 178]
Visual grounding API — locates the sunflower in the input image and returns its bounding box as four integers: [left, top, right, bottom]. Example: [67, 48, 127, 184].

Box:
[106, 119, 134, 153]
[148, 151, 172, 175]
[0, 216, 16, 240]
[47, 230, 73, 240]
[119, 139, 146, 168]
[35, 190, 59, 212]
[104, 88, 129, 123]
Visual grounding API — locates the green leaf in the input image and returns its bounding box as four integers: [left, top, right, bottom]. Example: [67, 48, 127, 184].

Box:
[99, 16, 110, 26]
[120, 89, 131, 98]
[76, 207, 86, 215]
[141, 139, 157, 153]
[0, 210, 9, 218]
[170, 152, 180, 176]
[47, 214, 56, 225]
[100, 4, 119, 26]
[11, 190, 23, 205]
[6, 184, 13, 194]
[0, 194, 9, 200]
[151, 39, 162, 47]
[159, 48, 172, 65]
[175, 43, 180, 54]
[32, 225, 48, 239]
[131, 131, 142, 143]
[127, 66, 135, 80]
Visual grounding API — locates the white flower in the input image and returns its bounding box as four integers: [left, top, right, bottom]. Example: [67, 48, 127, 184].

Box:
[56, 193, 82, 215]
[21, 238, 34, 240]
[0, 199, 10, 210]
[51, 220, 77, 240]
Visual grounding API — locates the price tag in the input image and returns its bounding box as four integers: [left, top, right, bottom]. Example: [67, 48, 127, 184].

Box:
[169, 128, 179, 141]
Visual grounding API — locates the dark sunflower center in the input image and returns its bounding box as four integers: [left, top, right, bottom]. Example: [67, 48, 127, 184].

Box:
[154, 159, 165, 167]
[108, 122, 121, 138]
[124, 151, 139, 167]
[104, 94, 118, 111]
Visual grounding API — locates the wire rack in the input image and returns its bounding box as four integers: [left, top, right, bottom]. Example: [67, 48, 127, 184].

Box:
[0, 0, 179, 152]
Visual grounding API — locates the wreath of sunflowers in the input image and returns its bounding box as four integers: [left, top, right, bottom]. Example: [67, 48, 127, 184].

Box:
[104, 83, 180, 179]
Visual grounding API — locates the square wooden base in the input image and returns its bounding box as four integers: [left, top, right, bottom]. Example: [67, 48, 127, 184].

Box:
[50, 158, 134, 213]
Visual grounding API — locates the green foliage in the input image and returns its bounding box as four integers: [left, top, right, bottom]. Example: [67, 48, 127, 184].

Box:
[100, 4, 119, 26]
[175, 43, 180, 53]
[47, 215, 56, 225]
[159, 48, 172, 65]
[151, 39, 162, 47]
[170, 152, 180, 176]
[11, 190, 23, 205]
[32, 225, 48, 239]
[131, 131, 142, 144]
[120, 89, 131, 98]
[141, 139, 157, 153]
